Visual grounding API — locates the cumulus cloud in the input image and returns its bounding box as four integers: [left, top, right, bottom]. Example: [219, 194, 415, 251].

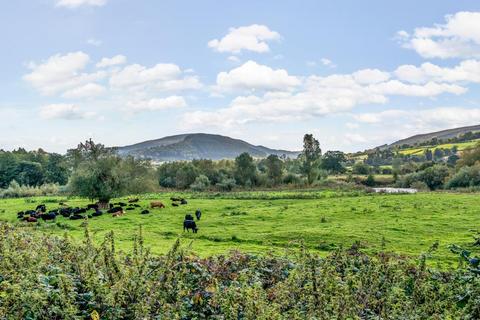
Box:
[126, 96, 187, 113]
[23, 51, 106, 96]
[109, 63, 181, 87]
[352, 69, 390, 84]
[40, 104, 95, 120]
[216, 60, 301, 92]
[86, 38, 102, 46]
[394, 60, 480, 84]
[208, 24, 281, 54]
[96, 55, 127, 68]
[62, 83, 106, 99]
[321, 58, 336, 68]
[55, 0, 107, 8]
[399, 11, 480, 59]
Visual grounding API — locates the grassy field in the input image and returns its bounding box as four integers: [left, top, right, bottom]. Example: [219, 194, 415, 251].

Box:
[398, 139, 480, 155]
[0, 191, 478, 265]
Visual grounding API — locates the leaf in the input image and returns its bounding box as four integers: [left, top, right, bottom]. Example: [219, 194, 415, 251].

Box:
[91, 310, 100, 320]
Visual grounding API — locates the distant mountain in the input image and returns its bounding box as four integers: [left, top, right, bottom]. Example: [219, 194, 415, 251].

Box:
[383, 125, 480, 149]
[116, 133, 300, 161]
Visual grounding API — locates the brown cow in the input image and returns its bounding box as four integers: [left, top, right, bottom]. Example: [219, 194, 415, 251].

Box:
[150, 201, 166, 209]
[128, 198, 139, 203]
[112, 210, 124, 217]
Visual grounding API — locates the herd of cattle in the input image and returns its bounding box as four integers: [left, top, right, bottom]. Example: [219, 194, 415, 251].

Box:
[16, 197, 202, 233]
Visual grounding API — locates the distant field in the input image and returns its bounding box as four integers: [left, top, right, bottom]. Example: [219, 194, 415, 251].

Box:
[0, 191, 478, 265]
[398, 139, 480, 156]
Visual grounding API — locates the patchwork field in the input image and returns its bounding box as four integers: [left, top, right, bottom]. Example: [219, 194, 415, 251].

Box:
[0, 191, 478, 265]
[398, 139, 480, 156]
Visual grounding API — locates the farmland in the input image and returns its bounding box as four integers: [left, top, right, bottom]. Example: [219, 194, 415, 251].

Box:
[1, 190, 478, 265]
[398, 139, 480, 156]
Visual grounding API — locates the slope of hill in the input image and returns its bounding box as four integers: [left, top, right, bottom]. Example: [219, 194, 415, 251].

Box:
[387, 124, 480, 148]
[116, 133, 300, 161]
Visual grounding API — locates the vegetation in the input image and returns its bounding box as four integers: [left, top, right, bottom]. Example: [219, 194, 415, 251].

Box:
[0, 223, 479, 319]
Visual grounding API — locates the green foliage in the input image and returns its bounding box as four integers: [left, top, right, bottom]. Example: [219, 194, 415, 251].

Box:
[190, 174, 211, 191]
[446, 164, 480, 189]
[300, 134, 322, 184]
[352, 162, 370, 175]
[320, 151, 346, 173]
[400, 164, 451, 190]
[0, 223, 479, 319]
[364, 174, 376, 187]
[234, 152, 257, 186]
[265, 154, 284, 185]
[0, 180, 61, 198]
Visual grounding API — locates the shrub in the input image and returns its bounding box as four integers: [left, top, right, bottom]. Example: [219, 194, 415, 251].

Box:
[190, 174, 211, 191]
[445, 164, 480, 189]
[0, 180, 61, 198]
[216, 177, 236, 191]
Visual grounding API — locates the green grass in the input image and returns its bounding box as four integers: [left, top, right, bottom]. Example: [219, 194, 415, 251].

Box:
[398, 139, 480, 155]
[0, 191, 478, 265]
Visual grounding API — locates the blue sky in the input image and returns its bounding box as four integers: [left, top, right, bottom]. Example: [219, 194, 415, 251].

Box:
[1, 0, 480, 153]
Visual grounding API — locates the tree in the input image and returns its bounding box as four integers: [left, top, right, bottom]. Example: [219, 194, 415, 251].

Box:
[15, 161, 45, 186]
[265, 154, 283, 185]
[456, 143, 480, 168]
[190, 174, 211, 191]
[300, 134, 322, 184]
[364, 174, 376, 187]
[175, 163, 199, 189]
[425, 149, 433, 161]
[352, 162, 370, 175]
[68, 140, 155, 207]
[44, 153, 69, 185]
[234, 153, 257, 187]
[321, 151, 346, 174]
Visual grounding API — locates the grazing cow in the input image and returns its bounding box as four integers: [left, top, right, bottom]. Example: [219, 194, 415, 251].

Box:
[87, 204, 99, 210]
[126, 207, 135, 211]
[73, 208, 87, 214]
[195, 209, 202, 221]
[40, 212, 56, 221]
[69, 215, 84, 220]
[26, 216, 37, 223]
[25, 210, 36, 216]
[172, 203, 179, 207]
[17, 211, 25, 219]
[181, 199, 188, 205]
[140, 210, 150, 215]
[128, 198, 139, 203]
[109, 203, 114, 209]
[36, 204, 46, 212]
[170, 197, 182, 202]
[91, 210, 103, 217]
[112, 210, 124, 217]
[117, 202, 127, 207]
[133, 204, 141, 208]
[59, 208, 72, 218]
[150, 201, 166, 209]
[183, 220, 198, 233]
[185, 214, 194, 221]
[107, 207, 123, 214]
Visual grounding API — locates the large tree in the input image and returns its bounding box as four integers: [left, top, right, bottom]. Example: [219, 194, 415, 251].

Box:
[320, 151, 346, 174]
[300, 134, 322, 184]
[68, 139, 155, 207]
[265, 154, 284, 185]
[234, 152, 257, 186]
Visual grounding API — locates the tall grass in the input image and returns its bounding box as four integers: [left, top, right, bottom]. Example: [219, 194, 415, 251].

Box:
[0, 223, 479, 319]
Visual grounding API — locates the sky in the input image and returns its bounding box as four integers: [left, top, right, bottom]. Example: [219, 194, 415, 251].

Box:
[1, 0, 480, 153]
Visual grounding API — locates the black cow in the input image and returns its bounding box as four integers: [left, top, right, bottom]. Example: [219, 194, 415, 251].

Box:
[59, 208, 72, 218]
[107, 207, 123, 214]
[87, 204, 99, 210]
[73, 208, 87, 214]
[91, 210, 103, 217]
[25, 210, 36, 216]
[140, 210, 150, 215]
[195, 209, 202, 220]
[170, 197, 182, 202]
[180, 199, 188, 205]
[126, 207, 135, 211]
[69, 215, 84, 220]
[117, 202, 127, 207]
[172, 203, 179, 207]
[183, 220, 198, 233]
[40, 212, 56, 221]
[185, 214, 194, 221]
[128, 198, 139, 203]
[17, 211, 25, 219]
[133, 204, 141, 208]
[36, 204, 46, 212]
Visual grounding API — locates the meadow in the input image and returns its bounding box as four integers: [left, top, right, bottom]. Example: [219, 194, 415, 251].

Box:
[0, 190, 478, 265]
[398, 139, 480, 156]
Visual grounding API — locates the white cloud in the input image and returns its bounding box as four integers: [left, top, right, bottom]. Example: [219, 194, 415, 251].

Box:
[321, 58, 336, 68]
[394, 60, 480, 84]
[55, 0, 107, 8]
[62, 83, 106, 99]
[24, 51, 106, 96]
[126, 96, 187, 113]
[399, 11, 480, 59]
[39, 104, 95, 120]
[208, 24, 281, 54]
[216, 60, 301, 92]
[352, 69, 390, 84]
[369, 80, 466, 97]
[87, 38, 102, 46]
[96, 55, 127, 68]
[109, 63, 181, 87]
[228, 55, 241, 63]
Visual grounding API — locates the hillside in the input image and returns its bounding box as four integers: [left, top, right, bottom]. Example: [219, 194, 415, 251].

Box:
[386, 124, 480, 148]
[116, 133, 300, 161]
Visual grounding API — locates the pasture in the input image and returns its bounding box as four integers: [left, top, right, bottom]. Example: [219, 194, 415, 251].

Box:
[0, 191, 478, 264]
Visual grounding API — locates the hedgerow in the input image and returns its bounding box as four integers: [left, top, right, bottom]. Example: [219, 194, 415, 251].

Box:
[0, 223, 479, 319]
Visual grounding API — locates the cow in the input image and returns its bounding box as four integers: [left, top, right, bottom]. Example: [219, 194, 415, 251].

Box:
[126, 207, 135, 211]
[69, 215, 84, 220]
[26, 216, 37, 223]
[112, 210, 124, 217]
[91, 210, 103, 217]
[172, 203, 179, 207]
[107, 207, 123, 214]
[117, 202, 127, 207]
[128, 198, 139, 203]
[183, 220, 198, 233]
[87, 204, 99, 210]
[170, 197, 182, 202]
[59, 208, 72, 217]
[40, 212, 56, 221]
[180, 199, 188, 205]
[195, 209, 202, 220]
[25, 210, 36, 216]
[73, 208, 87, 214]
[133, 204, 141, 208]
[140, 210, 150, 215]
[36, 204, 46, 212]
[150, 201, 165, 209]
[17, 211, 25, 219]
[185, 214, 194, 221]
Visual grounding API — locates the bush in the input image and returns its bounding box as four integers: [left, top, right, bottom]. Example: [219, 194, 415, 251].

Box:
[0, 223, 479, 319]
[190, 174, 211, 191]
[352, 162, 370, 175]
[445, 164, 480, 189]
[0, 180, 61, 198]
[215, 177, 236, 191]
[364, 174, 376, 187]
